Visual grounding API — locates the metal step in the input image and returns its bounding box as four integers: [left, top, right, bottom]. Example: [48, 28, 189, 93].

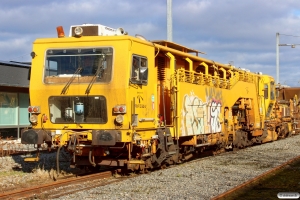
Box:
[166, 142, 174, 145]
[141, 153, 151, 157]
[168, 151, 177, 155]
[195, 143, 210, 147]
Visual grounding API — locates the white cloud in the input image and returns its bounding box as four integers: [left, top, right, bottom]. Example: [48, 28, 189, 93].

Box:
[0, 0, 299, 88]
[0, 37, 32, 61]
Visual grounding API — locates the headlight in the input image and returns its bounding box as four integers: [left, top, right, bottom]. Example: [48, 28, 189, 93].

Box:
[30, 114, 38, 124]
[116, 115, 124, 124]
[74, 26, 83, 36]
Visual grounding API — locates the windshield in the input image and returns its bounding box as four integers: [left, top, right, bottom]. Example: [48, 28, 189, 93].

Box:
[49, 96, 107, 124]
[44, 47, 113, 84]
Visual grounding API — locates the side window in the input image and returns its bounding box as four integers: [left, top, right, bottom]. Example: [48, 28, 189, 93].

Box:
[130, 55, 148, 85]
[270, 81, 275, 100]
[264, 84, 268, 99]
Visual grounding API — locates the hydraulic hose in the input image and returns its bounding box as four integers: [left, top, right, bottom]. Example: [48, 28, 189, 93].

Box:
[56, 145, 63, 176]
[89, 147, 96, 167]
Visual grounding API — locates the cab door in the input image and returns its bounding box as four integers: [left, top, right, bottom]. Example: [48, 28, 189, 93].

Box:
[129, 54, 156, 129]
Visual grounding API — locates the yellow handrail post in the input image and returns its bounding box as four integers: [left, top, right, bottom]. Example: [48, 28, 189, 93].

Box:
[185, 57, 194, 83]
[219, 68, 227, 88]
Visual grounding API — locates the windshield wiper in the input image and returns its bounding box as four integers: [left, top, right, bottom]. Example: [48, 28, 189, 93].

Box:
[85, 58, 106, 95]
[61, 67, 82, 94]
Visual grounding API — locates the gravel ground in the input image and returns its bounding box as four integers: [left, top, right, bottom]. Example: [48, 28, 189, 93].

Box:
[54, 135, 300, 200]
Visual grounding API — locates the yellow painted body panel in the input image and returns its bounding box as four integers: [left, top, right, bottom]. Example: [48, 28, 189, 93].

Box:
[28, 34, 276, 143]
[29, 36, 159, 144]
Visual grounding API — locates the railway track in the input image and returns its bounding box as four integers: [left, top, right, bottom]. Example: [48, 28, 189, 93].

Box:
[212, 154, 300, 200]
[0, 148, 222, 199]
[1, 136, 299, 199]
[0, 170, 116, 200]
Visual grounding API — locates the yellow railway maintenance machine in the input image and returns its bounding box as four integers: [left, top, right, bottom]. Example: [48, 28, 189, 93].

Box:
[21, 24, 293, 170]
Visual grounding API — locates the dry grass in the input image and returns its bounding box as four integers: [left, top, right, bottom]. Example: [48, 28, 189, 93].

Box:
[0, 152, 73, 192]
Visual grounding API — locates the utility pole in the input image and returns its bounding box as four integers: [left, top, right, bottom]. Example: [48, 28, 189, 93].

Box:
[276, 33, 279, 84]
[167, 0, 172, 41]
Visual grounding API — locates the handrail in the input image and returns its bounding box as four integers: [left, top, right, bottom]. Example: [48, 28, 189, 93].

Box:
[176, 67, 256, 90]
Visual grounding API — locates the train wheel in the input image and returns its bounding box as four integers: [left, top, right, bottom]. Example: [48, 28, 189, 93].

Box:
[233, 130, 251, 149]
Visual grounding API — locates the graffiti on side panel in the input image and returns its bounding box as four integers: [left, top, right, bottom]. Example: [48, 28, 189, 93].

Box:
[181, 90, 222, 136]
[206, 88, 223, 133]
[181, 91, 207, 136]
[209, 100, 222, 133]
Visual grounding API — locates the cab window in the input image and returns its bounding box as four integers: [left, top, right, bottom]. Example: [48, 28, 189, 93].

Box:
[130, 55, 148, 85]
[44, 47, 113, 84]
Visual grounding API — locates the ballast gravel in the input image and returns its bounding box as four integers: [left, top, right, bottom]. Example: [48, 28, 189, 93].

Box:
[56, 135, 300, 200]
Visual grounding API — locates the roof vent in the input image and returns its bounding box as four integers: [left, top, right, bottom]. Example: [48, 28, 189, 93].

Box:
[69, 24, 128, 37]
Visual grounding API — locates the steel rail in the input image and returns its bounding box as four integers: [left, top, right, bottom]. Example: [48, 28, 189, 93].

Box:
[0, 170, 113, 200]
[211, 155, 300, 200]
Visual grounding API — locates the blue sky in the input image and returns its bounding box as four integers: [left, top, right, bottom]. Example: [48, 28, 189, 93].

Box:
[1, 0, 300, 85]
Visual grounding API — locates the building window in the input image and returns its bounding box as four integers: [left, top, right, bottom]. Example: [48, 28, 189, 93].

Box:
[0, 92, 18, 125]
[19, 93, 30, 125]
[0, 92, 30, 127]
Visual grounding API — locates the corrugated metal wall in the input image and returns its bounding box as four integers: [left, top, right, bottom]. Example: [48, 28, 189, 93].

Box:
[0, 62, 30, 88]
